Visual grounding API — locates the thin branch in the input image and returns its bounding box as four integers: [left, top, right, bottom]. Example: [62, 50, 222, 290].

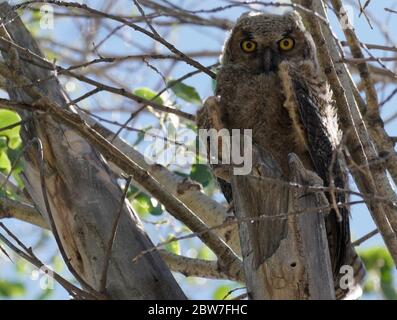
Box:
[294, 0, 397, 265]
[0, 36, 196, 121]
[342, 57, 397, 63]
[384, 8, 397, 15]
[341, 41, 397, 53]
[131, 198, 363, 265]
[352, 228, 379, 247]
[380, 87, 397, 108]
[12, 0, 216, 79]
[100, 176, 132, 294]
[0, 72, 242, 282]
[0, 222, 97, 299]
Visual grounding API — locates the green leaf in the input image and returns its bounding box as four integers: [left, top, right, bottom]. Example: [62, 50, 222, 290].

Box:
[45, 50, 57, 62]
[0, 136, 7, 149]
[0, 149, 11, 172]
[168, 80, 201, 105]
[15, 259, 28, 275]
[360, 246, 397, 299]
[0, 280, 26, 297]
[31, 10, 42, 23]
[25, 11, 41, 36]
[190, 164, 213, 187]
[134, 126, 153, 146]
[213, 285, 233, 300]
[6, 148, 24, 179]
[133, 87, 163, 105]
[0, 110, 22, 149]
[164, 235, 180, 255]
[52, 255, 64, 273]
[148, 197, 163, 216]
[131, 193, 163, 216]
[197, 246, 215, 260]
[131, 193, 151, 217]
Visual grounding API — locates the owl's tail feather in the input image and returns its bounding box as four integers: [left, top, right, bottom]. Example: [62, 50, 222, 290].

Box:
[334, 246, 366, 300]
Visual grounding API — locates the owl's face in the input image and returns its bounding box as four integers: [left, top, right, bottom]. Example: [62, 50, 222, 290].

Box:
[221, 12, 316, 73]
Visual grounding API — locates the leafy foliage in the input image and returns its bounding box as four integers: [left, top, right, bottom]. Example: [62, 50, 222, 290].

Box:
[133, 87, 164, 105]
[164, 235, 181, 255]
[0, 279, 26, 298]
[360, 247, 397, 299]
[0, 110, 22, 173]
[189, 164, 213, 188]
[168, 80, 202, 105]
[130, 189, 164, 217]
[213, 285, 233, 300]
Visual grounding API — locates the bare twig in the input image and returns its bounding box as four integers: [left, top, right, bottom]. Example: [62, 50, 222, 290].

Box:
[100, 176, 132, 294]
[294, 0, 397, 265]
[12, 0, 216, 78]
[0, 222, 98, 299]
[0, 36, 196, 121]
[352, 228, 379, 247]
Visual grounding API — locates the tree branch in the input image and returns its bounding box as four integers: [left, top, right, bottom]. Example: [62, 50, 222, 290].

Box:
[0, 3, 186, 299]
[0, 196, 47, 229]
[159, 249, 244, 282]
[330, 0, 397, 200]
[294, 0, 397, 265]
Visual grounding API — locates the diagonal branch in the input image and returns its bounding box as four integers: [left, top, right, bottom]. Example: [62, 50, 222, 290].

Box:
[293, 0, 397, 265]
[330, 0, 397, 199]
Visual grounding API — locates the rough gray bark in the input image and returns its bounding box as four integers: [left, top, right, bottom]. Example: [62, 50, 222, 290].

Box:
[232, 147, 335, 299]
[0, 3, 185, 299]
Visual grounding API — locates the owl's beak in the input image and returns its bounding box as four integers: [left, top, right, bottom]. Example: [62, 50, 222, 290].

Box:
[262, 47, 277, 73]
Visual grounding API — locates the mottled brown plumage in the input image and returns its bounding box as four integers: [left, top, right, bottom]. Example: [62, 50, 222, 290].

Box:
[197, 11, 365, 299]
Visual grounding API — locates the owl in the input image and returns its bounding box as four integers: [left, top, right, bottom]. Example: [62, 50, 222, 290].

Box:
[197, 11, 365, 299]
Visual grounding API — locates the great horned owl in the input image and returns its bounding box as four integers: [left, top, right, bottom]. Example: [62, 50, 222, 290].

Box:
[197, 11, 365, 299]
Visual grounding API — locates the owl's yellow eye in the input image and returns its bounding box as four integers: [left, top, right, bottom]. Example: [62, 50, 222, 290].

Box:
[241, 40, 257, 53]
[278, 37, 295, 51]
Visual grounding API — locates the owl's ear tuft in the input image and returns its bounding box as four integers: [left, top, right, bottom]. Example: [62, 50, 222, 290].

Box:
[284, 10, 304, 27]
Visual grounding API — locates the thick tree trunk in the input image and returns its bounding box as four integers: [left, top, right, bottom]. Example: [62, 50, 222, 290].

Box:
[0, 3, 185, 299]
[232, 146, 335, 299]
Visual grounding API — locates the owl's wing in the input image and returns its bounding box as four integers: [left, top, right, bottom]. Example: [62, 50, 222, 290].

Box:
[289, 74, 365, 298]
[292, 79, 338, 185]
[292, 77, 348, 264]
